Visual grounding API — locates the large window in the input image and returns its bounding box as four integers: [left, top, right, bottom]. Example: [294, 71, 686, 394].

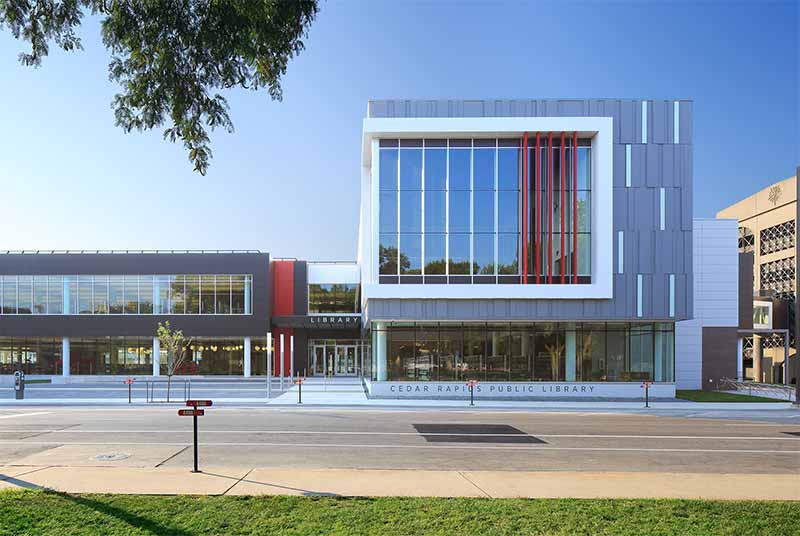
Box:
[0, 274, 252, 315]
[0, 337, 62, 375]
[372, 322, 674, 382]
[378, 137, 590, 284]
[309, 284, 361, 314]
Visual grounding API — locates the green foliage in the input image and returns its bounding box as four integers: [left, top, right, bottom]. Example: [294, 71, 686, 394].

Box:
[0, 490, 798, 536]
[0, 0, 319, 174]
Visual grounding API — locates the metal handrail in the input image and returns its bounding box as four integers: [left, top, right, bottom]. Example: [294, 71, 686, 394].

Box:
[717, 378, 794, 400]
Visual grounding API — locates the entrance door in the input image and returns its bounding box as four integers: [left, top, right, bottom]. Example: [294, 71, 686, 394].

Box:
[312, 346, 325, 376]
[335, 345, 358, 376]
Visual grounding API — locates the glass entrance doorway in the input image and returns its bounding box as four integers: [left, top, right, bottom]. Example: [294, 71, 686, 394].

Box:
[308, 340, 366, 377]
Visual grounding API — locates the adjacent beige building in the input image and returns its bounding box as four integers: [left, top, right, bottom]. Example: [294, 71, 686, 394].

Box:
[717, 175, 796, 384]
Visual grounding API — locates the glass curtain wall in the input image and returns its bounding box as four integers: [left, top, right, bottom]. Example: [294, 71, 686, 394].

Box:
[0, 274, 252, 315]
[372, 322, 674, 382]
[70, 337, 153, 375]
[158, 338, 245, 375]
[379, 139, 520, 283]
[379, 136, 590, 284]
[0, 337, 62, 375]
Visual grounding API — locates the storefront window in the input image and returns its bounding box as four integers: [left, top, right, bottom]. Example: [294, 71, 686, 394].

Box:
[371, 322, 674, 383]
[0, 337, 62, 375]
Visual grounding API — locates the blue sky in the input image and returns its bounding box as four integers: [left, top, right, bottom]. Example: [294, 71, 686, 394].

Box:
[0, 1, 796, 260]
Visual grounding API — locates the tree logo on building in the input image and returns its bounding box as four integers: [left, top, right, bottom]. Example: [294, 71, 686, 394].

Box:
[768, 185, 782, 206]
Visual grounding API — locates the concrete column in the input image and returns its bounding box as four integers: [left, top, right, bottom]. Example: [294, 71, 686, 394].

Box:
[736, 337, 744, 382]
[243, 336, 251, 377]
[565, 325, 576, 382]
[266, 332, 272, 398]
[152, 337, 160, 376]
[375, 322, 387, 381]
[753, 334, 762, 382]
[280, 333, 285, 386]
[61, 337, 70, 377]
[783, 332, 790, 385]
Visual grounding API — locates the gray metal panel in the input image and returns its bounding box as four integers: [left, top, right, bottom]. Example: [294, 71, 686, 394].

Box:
[652, 273, 667, 317]
[661, 144, 675, 187]
[635, 188, 656, 230]
[651, 100, 670, 144]
[681, 184, 692, 231]
[619, 100, 637, 143]
[679, 100, 693, 144]
[638, 231, 654, 274]
[630, 144, 646, 188]
[557, 99, 586, 117]
[646, 144, 661, 187]
[365, 98, 693, 323]
[613, 145, 626, 187]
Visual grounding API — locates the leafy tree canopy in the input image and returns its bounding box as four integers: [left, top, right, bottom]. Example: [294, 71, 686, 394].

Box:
[0, 0, 319, 174]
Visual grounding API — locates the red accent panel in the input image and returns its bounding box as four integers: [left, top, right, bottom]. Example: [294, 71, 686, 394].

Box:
[535, 133, 541, 283]
[548, 132, 553, 284]
[573, 131, 578, 283]
[271, 260, 295, 376]
[560, 132, 566, 284]
[522, 132, 529, 284]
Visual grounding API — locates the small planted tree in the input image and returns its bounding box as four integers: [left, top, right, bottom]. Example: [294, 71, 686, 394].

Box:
[157, 321, 192, 403]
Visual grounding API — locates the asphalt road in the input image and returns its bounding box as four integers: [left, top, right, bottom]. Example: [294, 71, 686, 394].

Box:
[0, 407, 798, 474]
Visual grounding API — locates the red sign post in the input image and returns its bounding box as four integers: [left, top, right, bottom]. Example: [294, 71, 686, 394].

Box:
[293, 378, 305, 404]
[641, 380, 654, 408]
[466, 379, 480, 406]
[123, 377, 135, 404]
[178, 400, 212, 472]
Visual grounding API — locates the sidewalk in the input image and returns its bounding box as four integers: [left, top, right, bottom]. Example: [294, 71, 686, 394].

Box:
[1, 465, 798, 500]
[0, 396, 794, 410]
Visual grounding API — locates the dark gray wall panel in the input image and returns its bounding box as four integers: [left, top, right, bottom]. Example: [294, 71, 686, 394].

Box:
[293, 261, 308, 316]
[702, 326, 738, 390]
[0, 253, 270, 338]
[631, 144, 646, 188]
[661, 144, 675, 187]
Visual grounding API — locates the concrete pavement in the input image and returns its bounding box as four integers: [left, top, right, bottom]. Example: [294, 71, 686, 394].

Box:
[1, 466, 799, 500]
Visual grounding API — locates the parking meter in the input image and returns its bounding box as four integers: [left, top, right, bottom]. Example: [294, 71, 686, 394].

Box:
[14, 371, 25, 400]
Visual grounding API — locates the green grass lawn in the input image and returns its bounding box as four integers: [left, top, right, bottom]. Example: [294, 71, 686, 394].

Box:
[0, 490, 798, 536]
[23, 378, 51, 385]
[676, 389, 784, 402]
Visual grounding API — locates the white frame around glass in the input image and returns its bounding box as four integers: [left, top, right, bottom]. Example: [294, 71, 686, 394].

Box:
[0, 274, 253, 315]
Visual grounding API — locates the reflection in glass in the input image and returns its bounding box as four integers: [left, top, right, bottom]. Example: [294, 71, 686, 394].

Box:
[400, 234, 422, 274]
[379, 191, 397, 234]
[231, 275, 245, 314]
[399, 148, 422, 190]
[424, 148, 446, 190]
[448, 234, 470, 275]
[473, 148, 495, 190]
[424, 190, 446, 233]
[184, 275, 200, 314]
[200, 275, 215, 314]
[33, 276, 47, 314]
[379, 234, 398, 275]
[424, 234, 446, 274]
[473, 233, 495, 275]
[399, 190, 421, 234]
[448, 148, 470, 190]
[139, 276, 153, 314]
[109, 276, 124, 314]
[124, 275, 138, 314]
[379, 149, 398, 191]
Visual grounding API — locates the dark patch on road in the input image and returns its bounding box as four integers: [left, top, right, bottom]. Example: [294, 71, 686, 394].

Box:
[782, 431, 800, 437]
[413, 424, 545, 444]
